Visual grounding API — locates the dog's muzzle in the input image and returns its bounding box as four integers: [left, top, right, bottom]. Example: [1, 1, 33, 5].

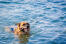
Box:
[20, 28, 25, 32]
[27, 25, 29, 29]
[20, 24, 29, 32]
[20, 28, 28, 32]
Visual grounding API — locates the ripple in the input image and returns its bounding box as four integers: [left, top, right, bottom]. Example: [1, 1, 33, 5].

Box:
[0, 1, 26, 4]
[51, 20, 60, 23]
[59, 17, 65, 20]
[60, 3, 66, 6]
[47, 0, 64, 3]
[61, 7, 66, 12]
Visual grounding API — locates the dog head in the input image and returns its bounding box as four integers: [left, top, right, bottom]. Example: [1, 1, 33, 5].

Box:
[16, 22, 30, 33]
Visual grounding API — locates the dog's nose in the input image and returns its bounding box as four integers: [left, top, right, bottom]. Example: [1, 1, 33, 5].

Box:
[27, 26, 29, 28]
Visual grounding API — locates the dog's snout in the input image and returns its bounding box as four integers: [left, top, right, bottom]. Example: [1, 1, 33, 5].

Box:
[27, 26, 29, 28]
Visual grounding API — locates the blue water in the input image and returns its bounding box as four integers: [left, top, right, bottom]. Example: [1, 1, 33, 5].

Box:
[0, 0, 66, 44]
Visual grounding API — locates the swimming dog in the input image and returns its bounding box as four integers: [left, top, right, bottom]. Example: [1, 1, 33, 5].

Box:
[14, 22, 30, 35]
[5, 22, 30, 44]
[5, 22, 30, 35]
[14, 22, 30, 44]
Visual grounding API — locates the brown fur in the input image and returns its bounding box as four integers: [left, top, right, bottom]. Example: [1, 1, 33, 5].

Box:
[14, 22, 30, 44]
[14, 22, 30, 35]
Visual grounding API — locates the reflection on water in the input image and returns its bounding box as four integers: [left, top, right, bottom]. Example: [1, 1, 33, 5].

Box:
[17, 34, 30, 44]
[0, 0, 66, 44]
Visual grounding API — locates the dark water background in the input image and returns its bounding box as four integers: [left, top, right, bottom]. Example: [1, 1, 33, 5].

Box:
[0, 0, 66, 44]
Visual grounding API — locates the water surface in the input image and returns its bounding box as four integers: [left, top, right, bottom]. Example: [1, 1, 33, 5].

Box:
[0, 0, 66, 44]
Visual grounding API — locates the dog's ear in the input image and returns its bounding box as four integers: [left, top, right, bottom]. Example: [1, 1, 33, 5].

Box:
[15, 23, 20, 27]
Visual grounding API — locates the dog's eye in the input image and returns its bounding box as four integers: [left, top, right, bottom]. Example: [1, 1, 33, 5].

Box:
[23, 24, 25, 26]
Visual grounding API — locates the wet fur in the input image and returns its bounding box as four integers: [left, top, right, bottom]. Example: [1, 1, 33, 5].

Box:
[14, 22, 30, 35]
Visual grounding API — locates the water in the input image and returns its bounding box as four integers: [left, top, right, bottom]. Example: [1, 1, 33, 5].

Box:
[0, 0, 66, 44]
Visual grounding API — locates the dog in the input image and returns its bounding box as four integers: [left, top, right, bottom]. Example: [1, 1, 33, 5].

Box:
[14, 22, 30, 44]
[14, 22, 30, 35]
[5, 22, 30, 44]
